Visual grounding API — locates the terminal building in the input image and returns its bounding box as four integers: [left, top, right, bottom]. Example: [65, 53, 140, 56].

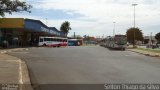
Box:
[0, 18, 65, 48]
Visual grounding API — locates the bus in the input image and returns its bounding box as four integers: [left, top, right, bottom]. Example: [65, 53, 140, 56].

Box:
[68, 39, 83, 46]
[105, 35, 127, 50]
[38, 36, 68, 47]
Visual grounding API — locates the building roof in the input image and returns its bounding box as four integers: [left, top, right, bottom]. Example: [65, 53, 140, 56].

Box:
[144, 36, 156, 40]
[0, 18, 65, 37]
[24, 19, 65, 36]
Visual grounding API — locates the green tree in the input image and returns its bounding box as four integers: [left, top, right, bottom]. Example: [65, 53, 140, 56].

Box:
[72, 35, 82, 39]
[60, 21, 71, 37]
[0, 0, 32, 17]
[155, 32, 160, 43]
[126, 27, 143, 45]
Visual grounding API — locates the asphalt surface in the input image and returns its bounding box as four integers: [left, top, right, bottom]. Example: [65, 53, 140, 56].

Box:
[9, 46, 160, 90]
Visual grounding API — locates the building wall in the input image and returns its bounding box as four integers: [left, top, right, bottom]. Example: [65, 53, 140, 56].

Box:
[0, 28, 30, 47]
[143, 36, 157, 44]
[0, 18, 65, 48]
[0, 18, 24, 28]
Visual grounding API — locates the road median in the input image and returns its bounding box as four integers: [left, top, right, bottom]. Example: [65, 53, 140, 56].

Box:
[128, 48, 160, 57]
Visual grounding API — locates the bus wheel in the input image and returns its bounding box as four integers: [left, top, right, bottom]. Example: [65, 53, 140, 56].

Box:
[43, 44, 46, 46]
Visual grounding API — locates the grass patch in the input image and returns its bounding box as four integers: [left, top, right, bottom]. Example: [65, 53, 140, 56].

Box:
[136, 48, 160, 53]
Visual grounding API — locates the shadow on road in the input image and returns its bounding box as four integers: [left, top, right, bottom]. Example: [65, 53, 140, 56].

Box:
[101, 46, 126, 51]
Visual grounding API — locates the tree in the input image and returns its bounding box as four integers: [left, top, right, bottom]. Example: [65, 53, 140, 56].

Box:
[0, 0, 32, 17]
[155, 32, 160, 43]
[60, 21, 71, 37]
[71, 35, 82, 39]
[126, 27, 143, 45]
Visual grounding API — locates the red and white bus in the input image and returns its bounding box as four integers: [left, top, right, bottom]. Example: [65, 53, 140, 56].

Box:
[38, 36, 68, 47]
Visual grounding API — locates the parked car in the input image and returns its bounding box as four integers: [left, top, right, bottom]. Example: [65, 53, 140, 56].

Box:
[146, 44, 159, 49]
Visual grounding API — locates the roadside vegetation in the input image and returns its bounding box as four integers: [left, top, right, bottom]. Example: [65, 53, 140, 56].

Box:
[126, 27, 143, 46]
[136, 48, 160, 53]
[155, 32, 160, 44]
[60, 21, 72, 37]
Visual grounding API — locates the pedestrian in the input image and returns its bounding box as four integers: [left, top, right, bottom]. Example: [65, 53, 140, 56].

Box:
[77, 42, 80, 46]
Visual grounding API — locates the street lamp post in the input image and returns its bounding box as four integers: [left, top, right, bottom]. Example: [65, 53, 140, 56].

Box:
[150, 32, 153, 47]
[113, 22, 116, 36]
[45, 18, 48, 25]
[132, 4, 138, 46]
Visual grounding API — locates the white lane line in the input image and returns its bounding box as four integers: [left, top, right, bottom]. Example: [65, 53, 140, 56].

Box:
[19, 59, 23, 84]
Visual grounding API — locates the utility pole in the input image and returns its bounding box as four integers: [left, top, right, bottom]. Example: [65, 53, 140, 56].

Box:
[113, 22, 116, 36]
[45, 18, 48, 25]
[74, 32, 76, 38]
[151, 32, 153, 46]
[132, 4, 138, 46]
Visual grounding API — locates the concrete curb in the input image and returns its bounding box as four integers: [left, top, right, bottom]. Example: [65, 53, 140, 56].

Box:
[20, 59, 33, 90]
[0, 48, 33, 90]
[0, 50, 7, 54]
[0, 48, 29, 54]
[128, 49, 160, 57]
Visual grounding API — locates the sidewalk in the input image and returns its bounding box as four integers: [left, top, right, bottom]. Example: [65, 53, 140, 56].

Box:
[0, 48, 32, 90]
[0, 54, 20, 84]
[0, 48, 29, 54]
[128, 48, 160, 57]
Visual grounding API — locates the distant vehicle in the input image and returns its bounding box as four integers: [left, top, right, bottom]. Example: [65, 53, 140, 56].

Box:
[99, 39, 106, 47]
[68, 39, 83, 46]
[158, 44, 160, 48]
[146, 43, 160, 49]
[38, 36, 68, 47]
[152, 44, 158, 49]
[105, 35, 127, 50]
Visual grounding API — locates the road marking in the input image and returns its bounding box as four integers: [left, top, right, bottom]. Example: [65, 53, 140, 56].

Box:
[11, 52, 29, 54]
[19, 59, 23, 84]
[0, 51, 7, 54]
[0, 60, 19, 62]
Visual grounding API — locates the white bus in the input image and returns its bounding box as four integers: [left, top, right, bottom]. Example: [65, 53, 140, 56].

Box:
[105, 35, 127, 50]
[38, 36, 68, 47]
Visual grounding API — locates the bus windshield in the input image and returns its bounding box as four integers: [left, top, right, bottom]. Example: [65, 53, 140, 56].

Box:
[115, 37, 127, 45]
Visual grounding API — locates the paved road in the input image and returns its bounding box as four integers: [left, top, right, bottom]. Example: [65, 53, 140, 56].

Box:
[9, 46, 160, 90]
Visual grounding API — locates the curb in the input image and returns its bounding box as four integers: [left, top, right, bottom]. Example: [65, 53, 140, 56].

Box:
[0, 48, 29, 54]
[20, 59, 33, 90]
[0, 51, 7, 54]
[128, 49, 160, 57]
[0, 48, 32, 90]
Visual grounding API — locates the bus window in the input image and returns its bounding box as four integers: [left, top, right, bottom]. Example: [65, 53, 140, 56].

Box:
[60, 39, 62, 42]
[44, 38, 51, 41]
[40, 38, 43, 42]
[57, 39, 61, 42]
[47, 38, 51, 41]
[51, 38, 54, 41]
[54, 38, 57, 42]
[44, 38, 47, 41]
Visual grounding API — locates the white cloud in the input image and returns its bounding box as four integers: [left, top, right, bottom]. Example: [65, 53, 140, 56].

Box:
[6, 0, 160, 36]
[33, 0, 160, 35]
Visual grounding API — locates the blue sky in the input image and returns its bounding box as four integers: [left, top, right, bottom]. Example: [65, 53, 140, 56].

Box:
[6, 0, 160, 37]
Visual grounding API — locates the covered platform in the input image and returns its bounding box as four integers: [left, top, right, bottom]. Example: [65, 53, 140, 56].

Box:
[0, 18, 65, 48]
